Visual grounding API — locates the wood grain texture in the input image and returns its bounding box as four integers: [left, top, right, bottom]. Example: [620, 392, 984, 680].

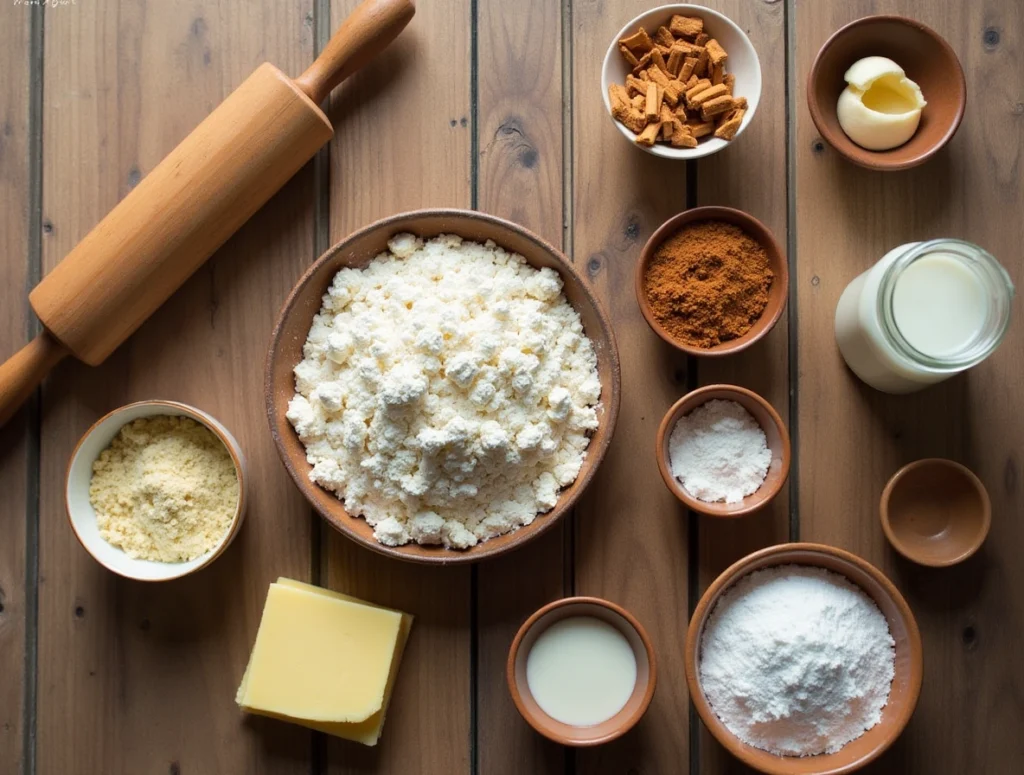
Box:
[796, 1, 1024, 772]
[571, 1, 692, 771]
[36, 2, 317, 772]
[323, 0, 472, 772]
[695, 1, 789, 770]
[0, 6, 31, 773]
[475, 0, 567, 772]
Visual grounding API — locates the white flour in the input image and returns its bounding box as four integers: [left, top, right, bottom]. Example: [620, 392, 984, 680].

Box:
[668, 399, 770, 503]
[699, 565, 896, 757]
[287, 234, 601, 550]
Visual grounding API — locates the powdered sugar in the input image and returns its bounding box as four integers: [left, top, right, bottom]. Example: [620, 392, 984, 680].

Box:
[699, 565, 896, 757]
[668, 399, 770, 503]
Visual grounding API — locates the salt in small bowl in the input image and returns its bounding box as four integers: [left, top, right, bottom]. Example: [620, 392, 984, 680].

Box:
[656, 384, 789, 517]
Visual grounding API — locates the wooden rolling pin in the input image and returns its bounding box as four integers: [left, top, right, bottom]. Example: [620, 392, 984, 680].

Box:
[0, 0, 415, 427]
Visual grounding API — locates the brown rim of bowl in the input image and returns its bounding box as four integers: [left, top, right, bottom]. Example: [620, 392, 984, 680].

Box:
[655, 384, 791, 518]
[265, 208, 622, 566]
[685, 542, 924, 775]
[635, 206, 788, 357]
[506, 596, 658, 747]
[64, 399, 248, 582]
[879, 458, 992, 568]
[807, 15, 967, 172]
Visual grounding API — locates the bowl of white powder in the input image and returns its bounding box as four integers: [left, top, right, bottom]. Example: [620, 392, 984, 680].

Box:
[65, 400, 248, 581]
[656, 384, 789, 517]
[266, 209, 620, 564]
[685, 543, 923, 774]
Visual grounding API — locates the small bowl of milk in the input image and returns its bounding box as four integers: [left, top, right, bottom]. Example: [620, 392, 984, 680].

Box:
[506, 596, 656, 746]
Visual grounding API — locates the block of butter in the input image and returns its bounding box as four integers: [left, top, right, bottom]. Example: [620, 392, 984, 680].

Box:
[236, 578, 413, 746]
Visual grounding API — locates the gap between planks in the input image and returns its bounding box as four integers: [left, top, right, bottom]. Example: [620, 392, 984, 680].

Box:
[23, 5, 46, 775]
[784, 0, 799, 544]
[469, 1, 480, 773]
[312, 1, 332, 773]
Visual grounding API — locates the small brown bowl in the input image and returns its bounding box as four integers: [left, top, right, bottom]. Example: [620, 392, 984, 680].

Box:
[808, 15, 966, 170]
[880, 458, 991, 567]
[686, 543, 923, 774]
[656, 384, 790, 517]
[507, 596, 656, 747]
[266, 209, 621, 565]
[635, 206, 787, 357]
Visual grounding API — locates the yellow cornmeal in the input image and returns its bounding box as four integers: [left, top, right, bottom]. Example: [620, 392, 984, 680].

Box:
[89, 415, 239, 563]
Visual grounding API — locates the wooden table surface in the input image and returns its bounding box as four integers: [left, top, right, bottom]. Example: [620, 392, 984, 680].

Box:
[2, 0, 1022, 773]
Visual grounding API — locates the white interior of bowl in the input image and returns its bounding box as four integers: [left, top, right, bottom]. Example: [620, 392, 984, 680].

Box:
[601, 3, 762, 159]
[66, 401, 247, 581]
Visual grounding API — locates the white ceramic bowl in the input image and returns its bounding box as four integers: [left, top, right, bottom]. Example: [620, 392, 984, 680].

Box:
[65, 400, 248, 581]
[601, 4, 762, 159]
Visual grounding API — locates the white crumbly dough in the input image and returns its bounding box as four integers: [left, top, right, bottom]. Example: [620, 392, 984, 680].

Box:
[700, 566, 896, 757]
[287, 234, 601, 549]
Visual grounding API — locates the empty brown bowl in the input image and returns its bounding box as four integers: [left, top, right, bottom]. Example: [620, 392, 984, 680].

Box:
[636, 206, 788, 356]
[507, 596, 656, 747]
[686, 543, 923, 775]
[656, 384, 790, 517]
[880, 458, 991, 567]
[266, 209, 621, 565]
[808, 15, 966, 170]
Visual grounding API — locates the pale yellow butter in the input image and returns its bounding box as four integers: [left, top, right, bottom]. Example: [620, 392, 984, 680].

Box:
[237, 579, 412, 746]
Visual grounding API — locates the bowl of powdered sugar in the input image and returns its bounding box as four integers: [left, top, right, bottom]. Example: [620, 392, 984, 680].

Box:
[266, 209, 620, 564]
[656, 384, 789, 517]
[686, 543, 923, 774]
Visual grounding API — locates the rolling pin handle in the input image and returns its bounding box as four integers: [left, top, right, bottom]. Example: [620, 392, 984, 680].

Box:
[0, 330, 68, 428]
[294, 0, 415, 105]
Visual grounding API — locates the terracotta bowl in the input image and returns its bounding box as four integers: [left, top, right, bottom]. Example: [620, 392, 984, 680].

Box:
[601, 4, 762, 160]
[656, 384, 789, 517]
[808, 15, 966, 170]
[636, 206, 787, 356]
[65, 400, 248, 581]
[686, 543, 923, 774]
[266, 209, 621, 565]
[507, 596, 657, 746]
[880, 458, 991, 567]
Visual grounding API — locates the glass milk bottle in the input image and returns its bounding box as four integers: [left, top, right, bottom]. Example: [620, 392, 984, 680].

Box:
[834, 239, 1014, 394]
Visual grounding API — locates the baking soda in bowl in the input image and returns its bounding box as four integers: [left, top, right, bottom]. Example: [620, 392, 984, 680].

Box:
[699, 565, 895, 757]
[668, 399, 771, 503]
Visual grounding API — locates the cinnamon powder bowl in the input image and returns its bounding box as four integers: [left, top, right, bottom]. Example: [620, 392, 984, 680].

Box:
[636, 206, 787, 356]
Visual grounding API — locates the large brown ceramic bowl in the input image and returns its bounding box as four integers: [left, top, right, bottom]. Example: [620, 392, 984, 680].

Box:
[686, 543, 923, 775]
[266, 209, 621, 565]
[808, 15, 966, 171]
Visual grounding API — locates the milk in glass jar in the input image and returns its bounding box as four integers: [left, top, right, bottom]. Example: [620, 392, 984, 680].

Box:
[834, 240, 1013, 394]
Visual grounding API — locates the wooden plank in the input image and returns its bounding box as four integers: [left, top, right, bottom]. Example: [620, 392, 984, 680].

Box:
[475, 0, 566, 772]
[0, 6, 31, 773]
[36, 2, 317, 772]
[323, 0, 472, 772]
[571, 3, 692, 772]
[695, 0, 790, 770]
[796, 1, 1024, 772]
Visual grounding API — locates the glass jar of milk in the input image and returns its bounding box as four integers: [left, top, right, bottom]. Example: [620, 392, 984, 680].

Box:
[835, 239, 1014, 393]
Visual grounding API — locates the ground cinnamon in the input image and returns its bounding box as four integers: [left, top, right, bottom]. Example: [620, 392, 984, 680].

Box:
[644, 220, 772, 348]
